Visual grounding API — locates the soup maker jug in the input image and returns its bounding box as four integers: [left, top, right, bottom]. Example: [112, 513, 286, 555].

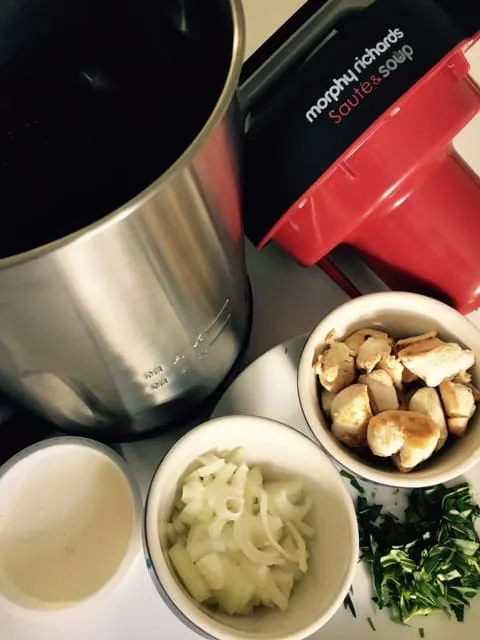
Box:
[0, 0, 251, 436]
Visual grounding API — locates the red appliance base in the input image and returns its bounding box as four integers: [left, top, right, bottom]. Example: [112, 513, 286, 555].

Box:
[263, 36, 480, 314]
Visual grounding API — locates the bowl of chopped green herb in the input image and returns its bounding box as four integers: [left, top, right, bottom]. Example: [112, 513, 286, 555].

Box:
[298, 292, 480, 488]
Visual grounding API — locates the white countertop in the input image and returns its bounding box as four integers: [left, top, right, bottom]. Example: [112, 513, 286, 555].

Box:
[454, 41, 480, 177]
[242, 0, 306, 59]
[3, 2, 480, 639]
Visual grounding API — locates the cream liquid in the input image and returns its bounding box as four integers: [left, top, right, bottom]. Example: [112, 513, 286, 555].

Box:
[0, 445, 135, 607]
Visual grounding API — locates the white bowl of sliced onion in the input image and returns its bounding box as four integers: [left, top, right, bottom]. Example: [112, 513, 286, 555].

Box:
[144, 415, 358, 640]
[298, 291, 480, 488]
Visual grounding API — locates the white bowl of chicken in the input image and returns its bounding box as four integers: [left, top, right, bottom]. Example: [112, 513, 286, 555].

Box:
[297, 292, 480, 488]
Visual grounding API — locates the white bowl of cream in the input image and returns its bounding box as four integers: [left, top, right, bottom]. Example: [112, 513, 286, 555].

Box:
[0, 437, 141, 611]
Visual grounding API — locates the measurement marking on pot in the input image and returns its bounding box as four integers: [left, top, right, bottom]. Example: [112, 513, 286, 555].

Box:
[144, 366, 164, 380]
[150, 378, 168, 391]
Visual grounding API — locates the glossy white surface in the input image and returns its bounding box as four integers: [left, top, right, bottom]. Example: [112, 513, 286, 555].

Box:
[242, 0, 306, 58]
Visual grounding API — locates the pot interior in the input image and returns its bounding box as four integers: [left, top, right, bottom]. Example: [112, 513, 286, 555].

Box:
[0, 0, 235, 257]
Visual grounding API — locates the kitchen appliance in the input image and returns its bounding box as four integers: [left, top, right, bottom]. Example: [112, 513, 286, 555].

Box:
[244, 0, 480, 314]
[0, 0, 251, 436]
[1, 1, 480, 636]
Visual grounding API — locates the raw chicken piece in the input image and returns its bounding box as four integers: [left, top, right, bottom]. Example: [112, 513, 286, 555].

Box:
[395, 330, 438, 354]
[358, 370, 399, 413]
[377, 354, 404, 391]
[454, 371, 472, 385]
[324, 329, 337, 344]
[409, 387, 448, 451]
[344, 328, 391, 355]
[397, 337, 474, 387]
[392, 455, 414, 473]
[321, 390, 336, 416]
[313, 342, 355, 393]
[439, 380, 476, 437]
[356, 336, 393, 373]
[452, 375, 480, 402]
[467, 384, 480, 402]
[330, 384, 372, 448]
[367, 410, 440, 472]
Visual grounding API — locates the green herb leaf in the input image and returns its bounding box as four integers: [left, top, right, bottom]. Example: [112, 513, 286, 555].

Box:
[343, 592, 357, 618]
[357, 482, 480, 625]
[340, 470, 365, 493]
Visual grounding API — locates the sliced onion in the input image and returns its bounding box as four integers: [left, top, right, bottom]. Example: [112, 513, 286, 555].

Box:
[196, 505, 215, 523]
[248, 466, 263, 489]
[168, 542, 211, 604]
[196, 458, 226, 478]
[226, 447, 246, 466]
[208, 516, 228, 540]
[214, 462, 237, 484]
[271, 568, 295, 599]
[274, 490, 313, 522]
[265, 480, 303, 503]
[179, 499, 206, 525]
[198, 453, 222, 466]
[259, 491, 299, 561]
[166, 448, 313, 614]
[233, 516, 284, 566]
[263, 570, 289, 611]
[294, 519, 315, 538]
[182, 480, 205, 504]
[196, 552, 225, 590]
[207, 484, 244, 521]
[186, 525, 225, 562]
[172, 513, 186, 534]
[231, 464, 249, 492]
[286, 521, 308, 572]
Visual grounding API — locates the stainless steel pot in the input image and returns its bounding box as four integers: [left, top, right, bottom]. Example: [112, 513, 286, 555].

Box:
[0, 0, 250, 436]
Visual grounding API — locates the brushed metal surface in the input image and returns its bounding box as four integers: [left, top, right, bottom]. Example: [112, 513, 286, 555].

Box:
[0, 0, 250, 435]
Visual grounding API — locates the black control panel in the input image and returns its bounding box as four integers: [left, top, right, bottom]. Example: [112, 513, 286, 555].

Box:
[243, 0, 465, 245]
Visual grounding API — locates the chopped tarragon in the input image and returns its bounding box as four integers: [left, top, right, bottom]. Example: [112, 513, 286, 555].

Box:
[356, 483, 480, 625]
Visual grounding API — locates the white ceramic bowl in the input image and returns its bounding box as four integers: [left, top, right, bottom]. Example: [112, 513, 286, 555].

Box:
[144, 415, 358, 640]
[0, 437, 142, 613]
[298, 292, 480, 488]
